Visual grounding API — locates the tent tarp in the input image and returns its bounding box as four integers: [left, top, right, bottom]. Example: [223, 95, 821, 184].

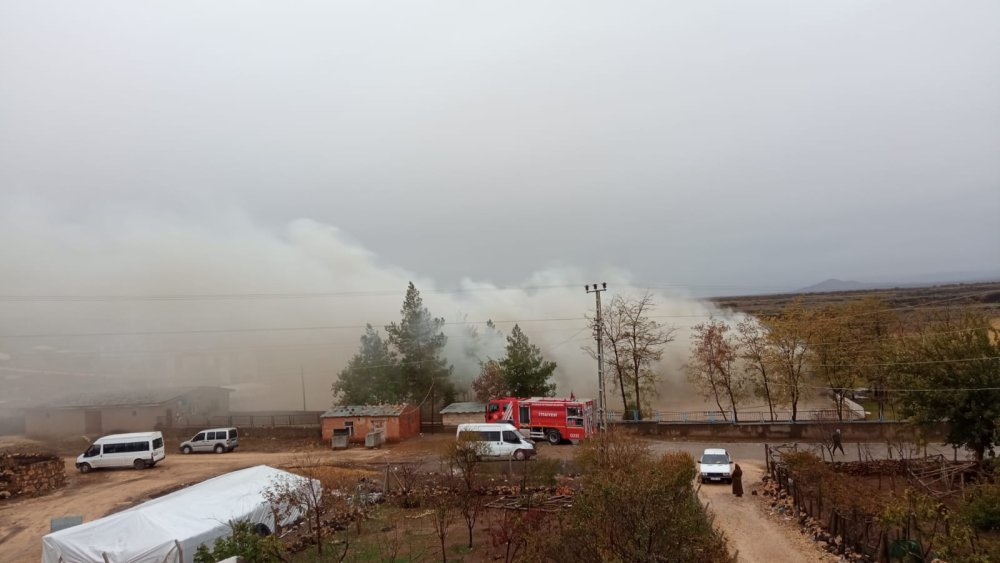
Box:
[41, 465, 315, 563]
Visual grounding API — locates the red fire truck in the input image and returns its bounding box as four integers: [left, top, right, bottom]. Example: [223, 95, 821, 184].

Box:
[485, 396, 596, 444]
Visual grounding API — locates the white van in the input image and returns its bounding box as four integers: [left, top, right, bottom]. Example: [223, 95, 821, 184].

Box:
[179, 427, 239, 454]
[75, 432, 165, 473]
[456, 423, 536, 461]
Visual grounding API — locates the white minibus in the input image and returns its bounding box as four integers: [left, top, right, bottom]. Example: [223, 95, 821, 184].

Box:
[456, 423, 536, 460]
[75, 431, 166, 473]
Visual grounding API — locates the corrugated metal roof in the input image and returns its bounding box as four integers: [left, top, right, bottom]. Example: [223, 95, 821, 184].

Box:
[321, 404, 411, 418]
[44, 386, 230, 408]
[439, 402, 486, 414]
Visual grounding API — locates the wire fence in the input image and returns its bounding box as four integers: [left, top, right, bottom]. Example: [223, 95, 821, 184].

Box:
[607, 409, 866, 424]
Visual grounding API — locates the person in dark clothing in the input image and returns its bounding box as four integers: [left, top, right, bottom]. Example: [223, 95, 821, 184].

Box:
[731, 463, 744, 497]
[832, 428, 845, 455]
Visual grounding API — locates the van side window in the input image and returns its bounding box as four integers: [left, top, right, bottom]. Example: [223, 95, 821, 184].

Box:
[194, 433, 206, 441]
[458, 431, 478, 441]
[483, 431, 501, 442]
[153, 438, 164, 449]
[209, 432, 219, 440]
[103, 443, 119, 454]
[136, 441, 150, 451]
[228, 430, 237, 439]
[502, 430, 520, 443]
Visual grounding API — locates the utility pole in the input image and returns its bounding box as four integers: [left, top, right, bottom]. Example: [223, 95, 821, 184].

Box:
[585, 282, 608, 430]
[300, 366, 307, 411]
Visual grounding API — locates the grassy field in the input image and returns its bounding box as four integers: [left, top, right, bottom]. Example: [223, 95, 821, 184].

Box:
[710, 280, 1000, 318]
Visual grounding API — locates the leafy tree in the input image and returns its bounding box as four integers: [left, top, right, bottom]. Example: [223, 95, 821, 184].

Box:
[735, 317, 777, 421]
[894, 312, 1000, 461]
[331, 324, 401, 404]
[808, 298, 896, 421]
[472, 358, 509, 401]
[500, 324, 557, 397]
[688, 318, 746, 422]
[761, 300, 815, 421]
[193, 519, 285, 563]
[385, 282, 454, 420]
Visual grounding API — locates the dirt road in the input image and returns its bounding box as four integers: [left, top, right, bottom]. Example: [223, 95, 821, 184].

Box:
[0, 446, 401, 563]
[698, 463, 836, 563]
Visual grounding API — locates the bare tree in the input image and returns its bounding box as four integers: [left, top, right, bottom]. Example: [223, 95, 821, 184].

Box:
[264, 460, 348, 559]
[432, 494, 455, 563]
[442, 437, 490, 548]
[687, 318, 746, 421]
[588, 292, 676, 420]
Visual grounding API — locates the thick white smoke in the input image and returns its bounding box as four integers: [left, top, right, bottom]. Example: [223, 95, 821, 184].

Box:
[0, 197, 727, 410]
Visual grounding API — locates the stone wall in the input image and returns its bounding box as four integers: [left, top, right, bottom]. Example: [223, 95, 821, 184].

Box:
[0, 452, 67, 500]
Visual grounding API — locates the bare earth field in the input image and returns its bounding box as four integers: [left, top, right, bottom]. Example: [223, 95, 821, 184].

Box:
[0, 434, 966, 563]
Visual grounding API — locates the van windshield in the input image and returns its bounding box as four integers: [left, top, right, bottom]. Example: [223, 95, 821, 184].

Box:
[702, 454, 729, 464]
[84, 445, 100, 457]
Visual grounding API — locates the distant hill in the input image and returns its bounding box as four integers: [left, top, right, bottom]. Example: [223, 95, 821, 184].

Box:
[797, 279, 886, 293]
[797, 270, 1000, 294]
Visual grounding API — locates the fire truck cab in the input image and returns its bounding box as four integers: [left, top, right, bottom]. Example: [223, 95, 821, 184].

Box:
[485, 396, 595, 445]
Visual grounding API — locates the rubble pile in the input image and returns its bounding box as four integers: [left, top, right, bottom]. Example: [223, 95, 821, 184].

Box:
[0, 451, 66, 500]
[760, 474, 871, 562]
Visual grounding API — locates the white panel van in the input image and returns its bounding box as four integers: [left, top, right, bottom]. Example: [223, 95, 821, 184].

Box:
[456, 423, 536, 460]
[179, 427, 239, 454]
[75, 431, 166, 473]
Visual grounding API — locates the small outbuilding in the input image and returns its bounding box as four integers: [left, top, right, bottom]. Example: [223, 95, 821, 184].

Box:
[439, 402, 486, 426]
[320, 404, 420, 444]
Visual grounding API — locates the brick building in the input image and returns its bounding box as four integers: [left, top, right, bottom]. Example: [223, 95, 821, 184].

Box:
[320, 404, 420, 443]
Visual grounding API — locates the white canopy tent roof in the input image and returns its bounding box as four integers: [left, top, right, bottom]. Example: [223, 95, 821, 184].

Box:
[41, 465, 316, 563]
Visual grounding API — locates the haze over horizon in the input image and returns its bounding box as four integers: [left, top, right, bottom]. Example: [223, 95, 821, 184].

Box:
[1, 1, 998, 409]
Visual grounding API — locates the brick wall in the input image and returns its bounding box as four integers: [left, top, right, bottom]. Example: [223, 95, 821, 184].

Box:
[0, 452, 67, 500]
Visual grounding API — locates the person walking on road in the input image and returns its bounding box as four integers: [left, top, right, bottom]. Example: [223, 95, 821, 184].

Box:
[731, 463, 744, 497]
[832, 428, 846, 455]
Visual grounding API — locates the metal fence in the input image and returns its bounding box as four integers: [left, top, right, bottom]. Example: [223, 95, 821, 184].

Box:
[156, 412, 321, 429]
[606, 409, 865, 424]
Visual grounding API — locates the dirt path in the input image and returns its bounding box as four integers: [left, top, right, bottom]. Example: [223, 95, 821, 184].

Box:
[698, 462, 836, 563]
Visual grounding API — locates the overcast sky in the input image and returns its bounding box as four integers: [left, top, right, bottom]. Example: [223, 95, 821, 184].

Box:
[2, 1, 998, 293]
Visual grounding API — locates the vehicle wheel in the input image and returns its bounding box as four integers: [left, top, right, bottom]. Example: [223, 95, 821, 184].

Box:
[546, 430, 562, 445]
[134, 459, 147, 470]
[513, 449, 526, 461]
[78, 463, 92, 474]
[181, 446, 192, 455]
[214, 444, 225, 454]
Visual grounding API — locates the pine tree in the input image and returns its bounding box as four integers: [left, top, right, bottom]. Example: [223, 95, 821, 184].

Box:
[500, 324, 557, 397]
[385, 282, 454, 419]
[332, 324, 402, 404]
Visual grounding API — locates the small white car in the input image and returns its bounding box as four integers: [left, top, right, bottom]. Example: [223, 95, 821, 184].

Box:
[697, 448, 734, 483]
[179, 427, 239, 454]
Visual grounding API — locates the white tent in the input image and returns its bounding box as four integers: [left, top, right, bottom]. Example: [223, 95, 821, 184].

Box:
[41, 465, 317, 563]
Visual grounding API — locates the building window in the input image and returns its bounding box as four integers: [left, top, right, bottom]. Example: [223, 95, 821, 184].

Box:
[344, 421, 354, 436]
